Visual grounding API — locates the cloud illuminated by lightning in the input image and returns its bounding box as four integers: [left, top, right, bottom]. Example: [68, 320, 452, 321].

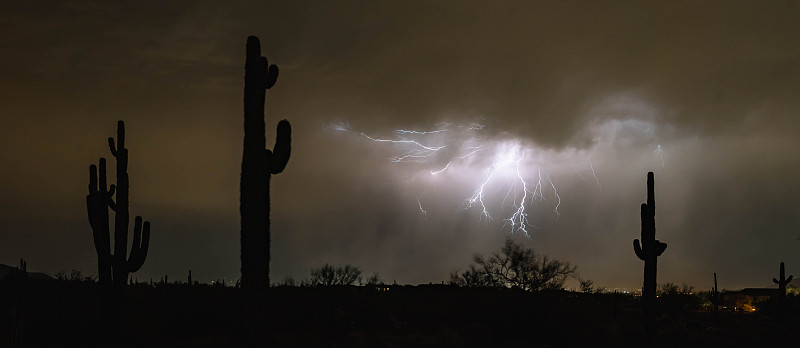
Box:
[330, 121, 569, 237]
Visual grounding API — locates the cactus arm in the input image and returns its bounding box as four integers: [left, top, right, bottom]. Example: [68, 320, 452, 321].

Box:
[655, 241, 667, 256]
[633, 240, 645, 260]
[788, 275, 794, 283]
[140, 221, 151, 263]
[265, 64, 279, 89]
[268, 120, 291, 174]
[107, 183, 117, 211]
[129, 216, 143, 263]
[247, 37, 279, 90]
[773, 278, 780, 284]
[254, 57, 280, 90]
[108, 137, 118, 157]
[107, 120, 125, 158]
[127, 217, 150, 272]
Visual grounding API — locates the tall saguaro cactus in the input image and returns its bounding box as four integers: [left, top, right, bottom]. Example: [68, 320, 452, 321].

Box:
[240, 36, 291, 289]
[86, 121, 151, 288]
[633, 172, 667, 312]
[712, 273, 719, 313]
[772, 262, 794, 307]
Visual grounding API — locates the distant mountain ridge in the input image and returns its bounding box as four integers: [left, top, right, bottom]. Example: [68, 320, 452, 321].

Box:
[0, 263, 54, 281]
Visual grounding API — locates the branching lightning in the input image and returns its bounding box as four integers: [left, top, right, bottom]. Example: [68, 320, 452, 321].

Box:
[430, 161, 452, 175]
[504, 153, 530, 235]
[331, 121, 594, 237]
[655, 144, 665, 168]
[545, 172, 561, 218]
[466, 159, 498, 222]
[589, 160, 601, 191]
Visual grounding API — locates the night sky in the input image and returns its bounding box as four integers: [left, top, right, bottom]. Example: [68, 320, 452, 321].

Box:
[1, 1, 799, 290]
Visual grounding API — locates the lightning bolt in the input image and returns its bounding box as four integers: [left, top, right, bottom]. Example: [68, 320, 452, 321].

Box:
[430, 161, 452, 175]
[466, 163, 495, 222]
[589, 160, 601, 191]
[654, 144, 665, 168]
[546, 172, 561, 218]
[395, 128, 448, 135]
[504, 152, 531, 237]
[331, 122, 445, 156]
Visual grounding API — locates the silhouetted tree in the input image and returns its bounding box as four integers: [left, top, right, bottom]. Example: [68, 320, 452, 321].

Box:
[658, 282, 693, 295]
[364, 272, 383, 286]
[240, 35, 290, 289]
[633, 172, 666, 313]
[456, 238, 576, 291]
[277, 276, 296, 286]
[658, 282, 702, 313]
[55, 271, 67, 281]
[86, 121, 151, 288]
[579, 278, 596, 293]
[658, 282, 679, 295]
[309, 264, 362, 286]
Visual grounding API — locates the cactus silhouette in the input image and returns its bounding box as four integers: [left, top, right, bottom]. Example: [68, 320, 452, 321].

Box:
[633, 172, 667, 313]
[86, 121, 151, 288]
[240, 36, 291, 289]
[711, 273, 719, 313]
[18, 258, 26, 274]
[772, 262, 794, 307]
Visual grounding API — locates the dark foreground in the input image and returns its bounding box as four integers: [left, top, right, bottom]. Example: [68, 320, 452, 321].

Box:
[2, 280, 798, 347]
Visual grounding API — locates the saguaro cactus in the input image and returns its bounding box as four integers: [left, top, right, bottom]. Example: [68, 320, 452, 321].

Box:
[712, 273, 719, 313]
[633, 172, 667, 312]
[772, 262, 794, 306]
[18, 258, 27, 274]
[86, 121, 151, 288]
[240, 36, 291, 289]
